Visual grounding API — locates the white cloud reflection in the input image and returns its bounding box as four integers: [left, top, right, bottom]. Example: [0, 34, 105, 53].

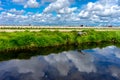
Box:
[0, 46, 120, 80]
[0, 50, 96, 80]
[90, 46, 120, 59]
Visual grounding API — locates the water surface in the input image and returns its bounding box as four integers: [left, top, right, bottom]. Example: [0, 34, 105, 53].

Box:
[0, 45, 120, 80]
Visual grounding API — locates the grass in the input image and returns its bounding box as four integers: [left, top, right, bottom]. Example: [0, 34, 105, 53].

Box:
[0, 29, 120, 51]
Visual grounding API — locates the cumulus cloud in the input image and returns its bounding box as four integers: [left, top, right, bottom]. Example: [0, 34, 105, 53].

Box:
[0, 9, 57, 25]
[8, 8, 25, 15]
[24, 0, 39, 8]
[41, 0, 79, 25]
[2, 0, 120, 26]
[12, 0, 39, 8]
[0, 11, 28, 25]
[43, 0, 77, 14]
[41, 0, 120, 26]
[58, 7, 77, 14]
[0, 0, 79, 26]
[78, 0, 120, 26]
[44, 0, 70, 13]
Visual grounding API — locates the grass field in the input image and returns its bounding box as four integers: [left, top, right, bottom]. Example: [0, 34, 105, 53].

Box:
[0, 27, 120, 51]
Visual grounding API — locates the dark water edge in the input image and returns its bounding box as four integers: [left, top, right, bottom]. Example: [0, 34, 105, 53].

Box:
[0, 42, 119, 61]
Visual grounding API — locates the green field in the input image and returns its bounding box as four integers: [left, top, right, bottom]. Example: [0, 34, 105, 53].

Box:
[0, 28, 120, 51]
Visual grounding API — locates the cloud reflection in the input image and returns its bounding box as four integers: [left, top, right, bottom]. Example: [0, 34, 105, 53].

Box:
[84, 46, 120, 61]
[0, 46, 120, 80]
[0, 50, 96, 80]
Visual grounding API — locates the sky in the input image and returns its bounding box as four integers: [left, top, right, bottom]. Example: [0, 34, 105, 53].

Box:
[0, 0, 120, 26]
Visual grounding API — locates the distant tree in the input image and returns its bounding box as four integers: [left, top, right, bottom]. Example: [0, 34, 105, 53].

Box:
[108, 25, 112, 27]
[80, 25, 83, 27]
[29, 24, 31, 26]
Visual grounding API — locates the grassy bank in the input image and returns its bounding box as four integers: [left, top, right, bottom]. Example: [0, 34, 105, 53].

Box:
[0, 29, 120, 51]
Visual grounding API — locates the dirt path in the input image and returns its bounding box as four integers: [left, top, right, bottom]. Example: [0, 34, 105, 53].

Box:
[0, 27, 120, 32]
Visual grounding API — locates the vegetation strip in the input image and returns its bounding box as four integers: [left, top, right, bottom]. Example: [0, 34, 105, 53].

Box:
[0, 29, 120, 51]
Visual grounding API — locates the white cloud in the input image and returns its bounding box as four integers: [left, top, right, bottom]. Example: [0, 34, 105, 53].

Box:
[44, 0, 70, 13]
[79, 10, 90, 19]
[0, 9, 26, 25]
[24, 0, 39, 8]
[78, 0, 120, 26]
[8, 8, 25, 15]
[0, 9, 57, 25]
[0, 11, 27, 25]
[42, 0, 78, 25]
[58, 7, 77, 14]
[12, 0, 39, 8]
[2, 0, 120, 26]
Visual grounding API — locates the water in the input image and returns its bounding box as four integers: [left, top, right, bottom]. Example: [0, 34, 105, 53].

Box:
[0, 45, 120, 80]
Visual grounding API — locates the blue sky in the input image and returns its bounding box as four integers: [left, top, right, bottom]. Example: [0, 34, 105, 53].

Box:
[0, 0, 120, 26]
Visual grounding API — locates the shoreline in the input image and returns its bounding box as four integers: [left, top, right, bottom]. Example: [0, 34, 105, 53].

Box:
[0, 42, 118, 61]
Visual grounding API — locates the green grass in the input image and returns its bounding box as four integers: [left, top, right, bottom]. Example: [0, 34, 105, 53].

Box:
[0, 29, 120, 50]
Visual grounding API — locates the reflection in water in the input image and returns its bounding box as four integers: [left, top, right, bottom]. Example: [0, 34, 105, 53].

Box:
[0, 46, 120, 80]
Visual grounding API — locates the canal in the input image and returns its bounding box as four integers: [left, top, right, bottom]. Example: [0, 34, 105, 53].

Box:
[0, 43, 120, 80]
